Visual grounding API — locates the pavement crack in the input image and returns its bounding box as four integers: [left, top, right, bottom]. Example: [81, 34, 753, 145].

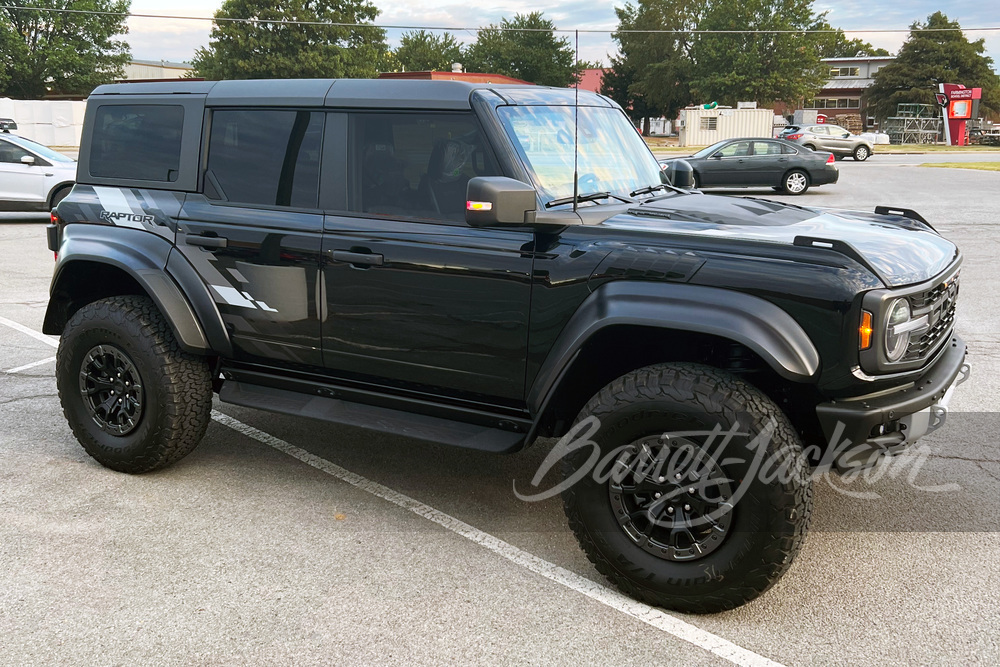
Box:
[926, 453, 1000, 464]
[976, 462, 1000, 484]
[0, 393, 57, 405]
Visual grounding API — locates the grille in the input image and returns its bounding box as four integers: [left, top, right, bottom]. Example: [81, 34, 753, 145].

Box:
[903, 274, 959, 362]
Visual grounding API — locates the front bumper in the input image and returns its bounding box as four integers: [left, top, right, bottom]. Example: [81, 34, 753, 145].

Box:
[815, 335, 969, 472]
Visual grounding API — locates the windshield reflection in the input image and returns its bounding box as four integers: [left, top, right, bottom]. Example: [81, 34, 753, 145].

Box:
[497, 106, 663, 207]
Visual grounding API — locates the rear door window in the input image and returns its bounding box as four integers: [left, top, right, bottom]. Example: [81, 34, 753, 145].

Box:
[90, 105, 184, 181]
[753, 142, 783, 156]
[206, 109, 324, 209]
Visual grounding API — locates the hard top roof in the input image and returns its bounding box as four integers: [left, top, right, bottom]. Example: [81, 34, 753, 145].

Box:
[88, 79, 614, 110]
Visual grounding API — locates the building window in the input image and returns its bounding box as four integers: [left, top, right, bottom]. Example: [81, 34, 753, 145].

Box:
[700, 116, 718, 131]
[804, 98, 861, 110]
[830, 67, 860, 78]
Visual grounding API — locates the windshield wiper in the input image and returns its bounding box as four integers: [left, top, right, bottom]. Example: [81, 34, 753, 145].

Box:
[630, 183, 686, 198]
[545, 191, 633, 209]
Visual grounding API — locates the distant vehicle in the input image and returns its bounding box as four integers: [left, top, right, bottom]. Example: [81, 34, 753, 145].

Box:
[0, 133, 76, 212]
[659, 138, 839, 195]
[979, 128, 1000, 146]
[779, 124, 874, 161]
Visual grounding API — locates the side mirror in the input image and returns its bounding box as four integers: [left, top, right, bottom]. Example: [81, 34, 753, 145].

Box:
[842, 133, 850, 138]
[663, 159, 695, 189]
[466, 176, 537, 227]
[711, 153, 723, 159]
[20, 155, 35, 165]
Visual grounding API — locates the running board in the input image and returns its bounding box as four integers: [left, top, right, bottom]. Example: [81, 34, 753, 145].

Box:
[219, 381, 528, 454]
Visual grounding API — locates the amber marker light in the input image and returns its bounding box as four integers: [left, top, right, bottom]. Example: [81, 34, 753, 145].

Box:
[859, 311, 873, 350]
[466, 201, 493, 211]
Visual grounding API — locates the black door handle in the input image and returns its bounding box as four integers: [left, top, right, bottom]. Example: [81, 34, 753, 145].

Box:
[186, 234, 228, 249]
[329, 249, 383, 267]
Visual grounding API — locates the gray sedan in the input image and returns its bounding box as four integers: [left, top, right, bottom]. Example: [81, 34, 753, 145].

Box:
[659, 138, 839, 195]
[778, 124, 874, 161]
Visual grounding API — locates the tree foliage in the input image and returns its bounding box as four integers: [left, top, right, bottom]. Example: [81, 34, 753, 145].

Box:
[689, 0, 827, 106]
[0, 0, 131, 98]
[191, 0, 388, 80]
[864, 12, 1000, 120]
[813, 22, 889, 59]
[605, 0, 698, 124]
[394, 30, 462, 72]
[463, 12, 580, 87]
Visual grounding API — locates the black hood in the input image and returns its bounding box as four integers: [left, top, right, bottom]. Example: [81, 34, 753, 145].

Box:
[597, 194, 957, 287]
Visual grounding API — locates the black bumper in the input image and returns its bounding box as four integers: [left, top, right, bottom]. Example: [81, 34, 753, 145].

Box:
[816, 335, 967, 451]
[811, 167, 840, 186]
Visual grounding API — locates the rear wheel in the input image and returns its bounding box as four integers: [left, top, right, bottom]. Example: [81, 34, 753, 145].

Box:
[782, 169, 810, 195]
[561, 363, 812, 613]
[853, 145, 870, 161]
[49, 186, 70, 210]
[802, 144, 816, 151]
[56, 295, 213, 473]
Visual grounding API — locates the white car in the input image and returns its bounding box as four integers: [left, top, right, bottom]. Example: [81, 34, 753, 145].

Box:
[0, 132, 77, 212]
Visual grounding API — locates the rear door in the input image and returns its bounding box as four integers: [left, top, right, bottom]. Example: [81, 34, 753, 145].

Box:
[319, 111, 534, 403]
[750, 141, 787, 185]
[176, 108, 326, 368]
[0, 138, 46, 207]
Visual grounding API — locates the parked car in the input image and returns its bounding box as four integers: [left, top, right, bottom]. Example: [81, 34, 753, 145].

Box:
[659, 138, 838, 194]
[46, 79, 967, 614]
[0, 133, 76, 211]
[779, 124, 874, 161]
[979, 127, 1000, 146]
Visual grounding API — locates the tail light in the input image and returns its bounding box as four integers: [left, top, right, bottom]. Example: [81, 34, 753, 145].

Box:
[49, 211, 60, 261]
[826, 154, 836, 164]
[786, 133, 802, 140]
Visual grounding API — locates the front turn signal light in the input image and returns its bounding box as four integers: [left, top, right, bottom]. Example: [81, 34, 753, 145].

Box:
[859, 310, 873, 350]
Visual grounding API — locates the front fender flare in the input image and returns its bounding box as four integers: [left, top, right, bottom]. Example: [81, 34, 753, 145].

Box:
[527, 281, 821, 415]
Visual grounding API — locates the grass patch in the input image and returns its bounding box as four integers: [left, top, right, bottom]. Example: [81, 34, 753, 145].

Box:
[920, 162, 1000, 172]
[878, 144, 1000, 153]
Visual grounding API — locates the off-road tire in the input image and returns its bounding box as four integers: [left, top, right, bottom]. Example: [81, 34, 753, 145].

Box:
[56, 295, 213, 473]
[561, 363, 812, 613]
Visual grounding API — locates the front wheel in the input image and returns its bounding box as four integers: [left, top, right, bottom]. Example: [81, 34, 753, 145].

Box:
[56, 295, 213, 473]
[782, 169, 810, 195]
[561, 363, 812, 613]
[853, 145, 870, 161]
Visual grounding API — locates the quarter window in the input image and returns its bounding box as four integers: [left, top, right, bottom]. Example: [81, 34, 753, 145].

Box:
[206, 109, 323, 208]
[90, 105, 184, 182]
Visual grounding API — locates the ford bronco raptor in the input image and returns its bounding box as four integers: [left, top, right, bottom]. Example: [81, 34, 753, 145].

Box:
[45, 80, 967, 613]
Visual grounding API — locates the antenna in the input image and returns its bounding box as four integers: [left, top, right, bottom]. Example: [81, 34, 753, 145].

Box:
[573, 29, 579, 213]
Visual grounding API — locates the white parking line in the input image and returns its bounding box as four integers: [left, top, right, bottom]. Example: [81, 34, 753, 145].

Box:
[0, 315, 59, 348]
[0, 314, 783, 666]
[213, 410, 785, 667]
[5, 355, 57, 374]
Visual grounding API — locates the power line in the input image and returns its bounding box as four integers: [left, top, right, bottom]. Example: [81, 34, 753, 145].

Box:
[3, 5, 1000, 34]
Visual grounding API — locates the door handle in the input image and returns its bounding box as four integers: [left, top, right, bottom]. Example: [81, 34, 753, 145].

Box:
[329, 249, 383, 267]
[185, 234, 228, 249]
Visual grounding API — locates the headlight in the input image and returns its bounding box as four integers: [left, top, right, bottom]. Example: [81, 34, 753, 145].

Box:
[884, 298, 911, 362]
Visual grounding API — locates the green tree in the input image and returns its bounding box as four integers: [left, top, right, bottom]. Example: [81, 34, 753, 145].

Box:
[605, 0, 701, 131]
[864, 12, 1000, 120]
[463, 12, 580, 87]
[394, 30, 462, 72]
[191, 0, 388, 80]
[689, 0, 827, 106]
[0, 0, 131, 98]
[813, 22, 890, 59]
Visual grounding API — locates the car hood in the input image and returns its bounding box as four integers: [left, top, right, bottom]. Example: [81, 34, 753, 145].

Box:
[596, 194, 957, 287]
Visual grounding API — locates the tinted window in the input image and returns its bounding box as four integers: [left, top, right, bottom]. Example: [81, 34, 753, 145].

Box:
[207, 109, 323, 208]
[350, 113, 500, 221]
[0, 139, 32, 164]
[91, 105, 183, 181]
[717, 141, 751, 157]
[753, 142, 782, 156]
[781, 144, 798, 155]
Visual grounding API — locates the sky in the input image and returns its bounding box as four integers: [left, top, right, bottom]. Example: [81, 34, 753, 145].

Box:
[127, 0, 1000, 72]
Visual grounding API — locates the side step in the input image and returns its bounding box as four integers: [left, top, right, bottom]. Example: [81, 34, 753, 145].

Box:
[219, 381, 528, 454]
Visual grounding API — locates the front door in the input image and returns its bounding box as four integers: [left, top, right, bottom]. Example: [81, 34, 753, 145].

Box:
[320, 111, 534, 403]
[0, 138, 46, 208]
[176, 108, 326, 367]
[700, 140, 754, 187]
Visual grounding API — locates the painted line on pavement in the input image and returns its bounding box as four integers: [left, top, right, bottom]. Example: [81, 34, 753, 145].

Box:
[213, 410, 785, 667]
[0, 315, 59, 349]
[5, 355, 57, 374]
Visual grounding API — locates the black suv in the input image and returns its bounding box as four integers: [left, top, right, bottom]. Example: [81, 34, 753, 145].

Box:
[45, 80, 968, 613]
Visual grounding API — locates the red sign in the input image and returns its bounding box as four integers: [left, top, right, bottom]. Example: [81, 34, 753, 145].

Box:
[949, 89, 975, 100]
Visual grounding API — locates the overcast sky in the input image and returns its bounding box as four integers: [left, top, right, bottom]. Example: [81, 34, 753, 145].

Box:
[127, 0, 999, 72]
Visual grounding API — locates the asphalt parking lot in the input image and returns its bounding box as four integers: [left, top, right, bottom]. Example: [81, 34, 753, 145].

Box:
[2, 156, 1000, 665]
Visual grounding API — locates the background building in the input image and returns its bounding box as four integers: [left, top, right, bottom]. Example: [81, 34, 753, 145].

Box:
[803, 56, 895, 129]
[121, 59, 195, 82]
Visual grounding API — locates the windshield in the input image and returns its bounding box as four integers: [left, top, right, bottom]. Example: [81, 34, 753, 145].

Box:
[690, 141, 731, 159]
[497, 105, 663, 206]
[5, 134, 75, 163]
